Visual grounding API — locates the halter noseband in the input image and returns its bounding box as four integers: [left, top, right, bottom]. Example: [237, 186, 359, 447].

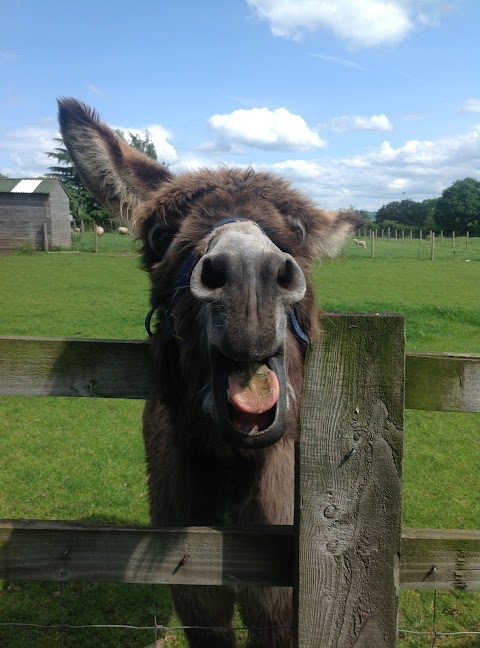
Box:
[145, 217, 310, 346]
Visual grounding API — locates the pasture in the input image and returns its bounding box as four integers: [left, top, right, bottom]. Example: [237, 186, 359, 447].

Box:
[0, 233, 479, 647]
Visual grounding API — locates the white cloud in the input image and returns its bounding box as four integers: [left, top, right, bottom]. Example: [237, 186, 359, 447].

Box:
[0, 119, 178, 178]
[144, 125, 177, 162]
[457, 98, 480, 113]
[0, 124, 58, 177]
[328, 114, 393, 132]
[208, 107, 327, 151]
[114, 123, 177, 163]
[172, 154, 222, 173]
[3, 112, 479, 213]
[268, 159, 325, 180]
[388, 177, 407, 189]
[251, 124, 480, 210]
[247, 0, 456, 48]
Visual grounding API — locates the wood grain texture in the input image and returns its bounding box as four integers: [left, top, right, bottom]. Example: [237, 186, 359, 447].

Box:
[294, 313, 405, 648]
[400, 528, 480, 591]
[2, 334, 479, 411]
[0, 520, 292, 586]
[405, 352, 480, 412]
[0, 336, 158, 399]
[0, 520, 478, 591]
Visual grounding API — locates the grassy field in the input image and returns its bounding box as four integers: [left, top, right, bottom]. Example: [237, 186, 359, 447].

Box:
[0, 233, 479, 647]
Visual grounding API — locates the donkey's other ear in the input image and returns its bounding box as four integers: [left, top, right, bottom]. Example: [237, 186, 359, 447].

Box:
[312, 209, 364, 259]
[58, 98, 172, 229]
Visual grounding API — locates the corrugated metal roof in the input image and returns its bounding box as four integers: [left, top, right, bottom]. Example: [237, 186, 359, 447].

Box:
[0, 179, 19, 192]
[0, 178, 67, 195]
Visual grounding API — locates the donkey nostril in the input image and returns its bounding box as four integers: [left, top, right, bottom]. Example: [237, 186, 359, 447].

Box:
[277, 258, 295, 289]
[276, 256, 306, 301]
[201, 255, 228, 290]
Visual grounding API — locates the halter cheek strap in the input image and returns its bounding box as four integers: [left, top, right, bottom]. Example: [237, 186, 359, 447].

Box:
[145, 217, 310, 345]
[289, 307, 310, 346]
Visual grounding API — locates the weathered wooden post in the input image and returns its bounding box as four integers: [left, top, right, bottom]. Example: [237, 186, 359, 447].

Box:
[43, 223, 49, 252]
[294, 313, 404, 648]
[370, 230, 375, 259]
[452, 231, 455, 248]
[430, 231, 435, 261]
[95, 225, 99, 253]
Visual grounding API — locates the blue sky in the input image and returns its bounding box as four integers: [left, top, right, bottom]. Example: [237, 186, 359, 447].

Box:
[1, 0, 479, 211]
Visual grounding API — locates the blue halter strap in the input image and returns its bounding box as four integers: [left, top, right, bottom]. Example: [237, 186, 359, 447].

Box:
[145, 217, 310, 345]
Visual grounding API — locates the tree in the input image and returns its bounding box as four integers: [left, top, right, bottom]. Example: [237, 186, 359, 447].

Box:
[378, 219, 402, 231]
[117, 130, 158, 161]
[376, 200, 425, 228]
[420, 198, 438, 232]
[435, 177, 480, 235]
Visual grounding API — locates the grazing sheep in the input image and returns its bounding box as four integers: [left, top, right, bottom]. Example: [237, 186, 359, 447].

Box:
[95, 225, 105, 236]
[118, 226, 130, 235]
[354, 238, 366, 248]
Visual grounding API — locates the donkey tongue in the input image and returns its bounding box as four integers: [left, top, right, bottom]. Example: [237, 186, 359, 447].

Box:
[227, 365, 279, 414]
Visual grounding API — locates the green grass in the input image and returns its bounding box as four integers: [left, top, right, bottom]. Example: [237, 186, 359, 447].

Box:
[316, 239, 480, 353]
[349, 233, 480, 261]
[69, 230, 142, 255]
[0, 397, 147, 523]
[0, 252, 149, 339]
[0, 240, 479, 647]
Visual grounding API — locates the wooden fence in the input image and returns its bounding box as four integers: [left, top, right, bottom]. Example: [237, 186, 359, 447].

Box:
[1, 313, 479, 647]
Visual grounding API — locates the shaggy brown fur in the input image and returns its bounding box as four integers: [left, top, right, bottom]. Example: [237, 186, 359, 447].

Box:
[58, 98, 360, 648]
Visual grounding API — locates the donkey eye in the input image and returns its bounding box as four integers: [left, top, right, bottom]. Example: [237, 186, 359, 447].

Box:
[290, 221, 306, 242]
[148, 222, 175, 260]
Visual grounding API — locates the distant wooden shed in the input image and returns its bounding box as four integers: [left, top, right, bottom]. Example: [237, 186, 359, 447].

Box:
[0, 178, 71, 250]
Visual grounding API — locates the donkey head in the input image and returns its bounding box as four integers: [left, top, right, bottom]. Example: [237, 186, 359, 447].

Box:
[58, 99, 358, 449]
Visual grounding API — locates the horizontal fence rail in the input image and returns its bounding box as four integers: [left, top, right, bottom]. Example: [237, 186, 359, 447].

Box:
[405, 352, 480, 412]
[0, 336, 155, 399]
[1, 334, 480, 412]
[1, 521, 479, 592]
[0, 521, 292, 587]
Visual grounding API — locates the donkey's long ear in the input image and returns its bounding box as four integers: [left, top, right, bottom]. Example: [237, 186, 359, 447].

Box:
[313, 209, 364, 259]
[58, 98, 172, 228]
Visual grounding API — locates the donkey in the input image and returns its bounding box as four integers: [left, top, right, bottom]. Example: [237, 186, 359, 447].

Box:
[58, 98, 359, 648]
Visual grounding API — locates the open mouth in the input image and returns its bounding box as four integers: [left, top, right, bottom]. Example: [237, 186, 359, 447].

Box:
[211, 351, 287, 448]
